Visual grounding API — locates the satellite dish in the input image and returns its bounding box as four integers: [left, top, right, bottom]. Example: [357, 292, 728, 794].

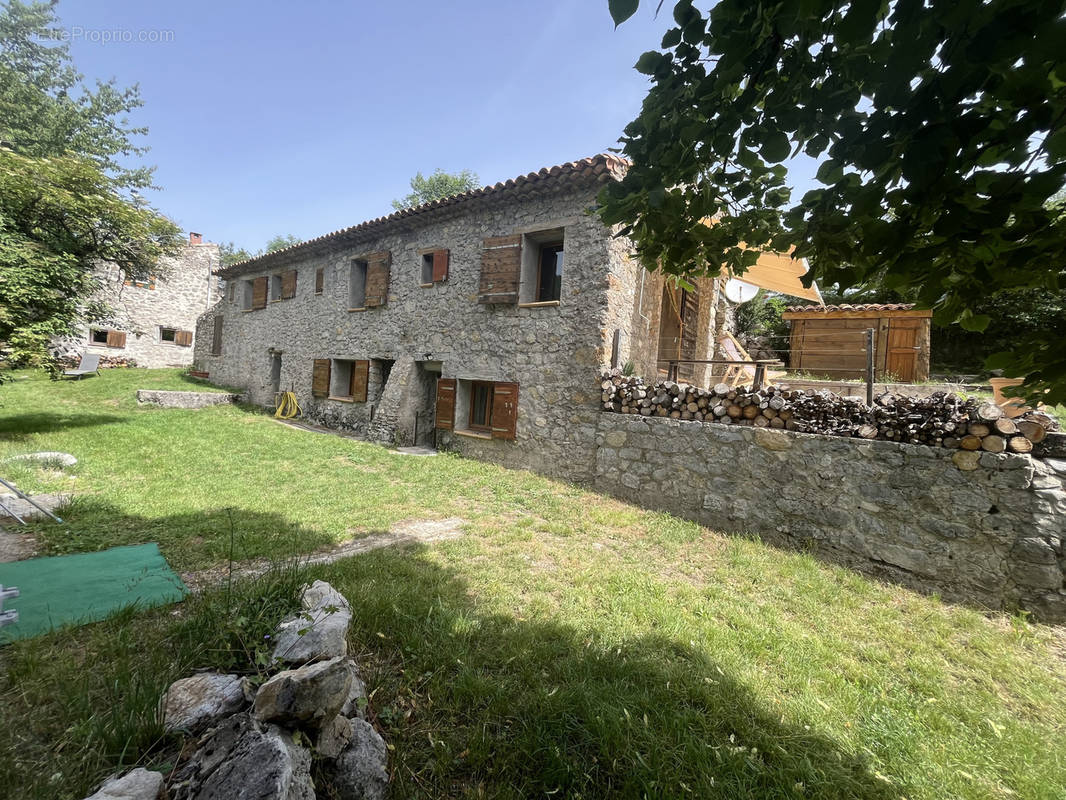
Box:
[724, 278, 759, 304]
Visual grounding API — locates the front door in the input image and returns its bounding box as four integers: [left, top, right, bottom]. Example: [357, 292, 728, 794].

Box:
[884, 320, 920, 382]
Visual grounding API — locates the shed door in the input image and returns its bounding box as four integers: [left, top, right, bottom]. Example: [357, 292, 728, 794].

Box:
[884, 319, 921, 382]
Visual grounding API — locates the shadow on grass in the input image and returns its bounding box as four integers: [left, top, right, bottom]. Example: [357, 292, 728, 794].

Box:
[5, 506, 905, 799]
[311, 546, 904, 799]
[0, 412, 123, 439]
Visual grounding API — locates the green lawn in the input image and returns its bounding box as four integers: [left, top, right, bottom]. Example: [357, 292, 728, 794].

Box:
[1, 369, 1064, 799]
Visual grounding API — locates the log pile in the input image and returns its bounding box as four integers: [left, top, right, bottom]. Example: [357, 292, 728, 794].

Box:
[599, 369, 1059, 453]
[56, 353, 139, 369]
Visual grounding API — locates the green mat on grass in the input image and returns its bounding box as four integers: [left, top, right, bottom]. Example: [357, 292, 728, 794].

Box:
[0, 543, 186, 642]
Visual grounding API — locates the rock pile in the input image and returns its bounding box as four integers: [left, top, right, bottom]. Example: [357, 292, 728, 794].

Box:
[600, 369, 1059, 452]
[80, 581, 386, 800]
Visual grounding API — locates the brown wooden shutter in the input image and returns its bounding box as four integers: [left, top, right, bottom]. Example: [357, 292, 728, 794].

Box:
[252, 276, 268, 309]
[363, 251, 391, 307]
[106, 330, 126, 348]
[490, 382, 519, 440]
[211, 316, 223, 356]
[312, 359, 331, 398]
[315, 267, 324, 294]
[175, 330, 194, 347]
[350, 359, 370, 402]
[479, 235, 521, 303]
[432, 249, 450, 282]
[281, 270, 297, 299]
[435, 378, 456, 430]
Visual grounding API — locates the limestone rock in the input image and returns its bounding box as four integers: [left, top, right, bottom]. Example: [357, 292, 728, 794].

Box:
[163, 672, 248, 734]
[171, 713, 314, 800]
[328, 718, 388, 800]
[272, 580, 352, 664]
[316, 714, 353, 760]
[5, 451, 77, 468]
[952, 450, 981, 471]
[253, 656, 353, 728]
[83, 768, 163, 800]
[339, 660, 368, 720]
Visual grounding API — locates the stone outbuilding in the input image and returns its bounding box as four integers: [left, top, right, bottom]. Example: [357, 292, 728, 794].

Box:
[57, 233, 220, 368]
[194, 156, 802, 483]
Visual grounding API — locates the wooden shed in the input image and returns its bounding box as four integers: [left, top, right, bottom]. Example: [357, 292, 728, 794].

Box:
[781, 303, 933, 383]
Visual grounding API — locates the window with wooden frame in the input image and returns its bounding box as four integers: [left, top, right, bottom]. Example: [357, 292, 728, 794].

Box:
[328, 359, 370, 402]
[270, 274, 282, 301]
[244, 276, 268, 310]
[314, 267, 325, 295]
[420, 248, 449, 285]
[90, 328, 126, 348]
[281, 269, 297, 299]
[159, 326, 177, 343]
[518, 228, 565, 305]
[438, 379, 519, 440]
[349, 259, 368, 309]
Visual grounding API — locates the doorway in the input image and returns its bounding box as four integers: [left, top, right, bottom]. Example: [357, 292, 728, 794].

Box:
[413, 361, 441, 448]
[269, 352, 282, 398]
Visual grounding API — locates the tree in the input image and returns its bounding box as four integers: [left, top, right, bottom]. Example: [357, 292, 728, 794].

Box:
[0, 147, 181, 371]
[0, 1, 153, 190]
[218, 242, 255, 269]
[264, 233, 302, 253]
[392, 168, 480, 210]
[603, 0, 1066, 402]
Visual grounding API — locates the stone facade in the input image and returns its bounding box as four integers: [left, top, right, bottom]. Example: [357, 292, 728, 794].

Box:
[196, 157, 672, 484]
[595, 414, 1066, 622]
[57, 235, 220, 368]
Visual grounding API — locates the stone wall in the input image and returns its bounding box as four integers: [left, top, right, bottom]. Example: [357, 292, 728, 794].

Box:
[57, 240, 220, 368]
[195, 185, 619, 484]
[136, 389, 239, 408]
[594, 414, 1066, 622]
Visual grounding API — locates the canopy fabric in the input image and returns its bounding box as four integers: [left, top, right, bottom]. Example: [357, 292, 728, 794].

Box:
[728, 251, 824, 303]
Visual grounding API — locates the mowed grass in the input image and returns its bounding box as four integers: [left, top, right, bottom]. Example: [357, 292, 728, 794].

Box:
[0, 368, 1064, 799]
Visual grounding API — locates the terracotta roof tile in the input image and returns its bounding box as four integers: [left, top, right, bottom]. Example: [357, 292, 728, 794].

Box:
[216, 154, 629, 278]
[783, 303, 917, 313]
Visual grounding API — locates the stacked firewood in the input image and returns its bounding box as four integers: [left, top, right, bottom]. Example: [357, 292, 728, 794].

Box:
[599, 369, 1059, 453]
[56, 353, 139, 369]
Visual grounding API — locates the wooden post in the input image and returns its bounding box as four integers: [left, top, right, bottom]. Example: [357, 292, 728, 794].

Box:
[865, 328, 875, 406]
[753, 362, 766, 391]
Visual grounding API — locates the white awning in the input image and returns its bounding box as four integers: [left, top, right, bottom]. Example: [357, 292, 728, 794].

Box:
[729, 251, 823, 304]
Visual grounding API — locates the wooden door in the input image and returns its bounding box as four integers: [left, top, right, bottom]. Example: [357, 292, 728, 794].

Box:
[657, 286, 682, 376]
[884, 319, 921, 382]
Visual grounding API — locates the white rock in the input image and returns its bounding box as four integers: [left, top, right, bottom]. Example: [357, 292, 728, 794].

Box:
[253, 656, 353, 729]
[162, 672, 248, 734]
[272, 580, 352, 664]
[83, 768, 163, 800]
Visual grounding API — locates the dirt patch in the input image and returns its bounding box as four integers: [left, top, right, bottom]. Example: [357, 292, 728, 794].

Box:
[181, 517, 467, 593]
[0, 529, 37, 563]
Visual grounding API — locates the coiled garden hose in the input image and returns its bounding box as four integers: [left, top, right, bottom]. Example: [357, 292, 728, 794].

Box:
[274, 391, 301, 420]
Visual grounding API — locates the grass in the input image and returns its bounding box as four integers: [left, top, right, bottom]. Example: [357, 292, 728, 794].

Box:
[1, 368, 1064, 799]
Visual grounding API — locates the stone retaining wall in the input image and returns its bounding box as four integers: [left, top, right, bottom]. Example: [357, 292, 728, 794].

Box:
[594, 414, 1066, 622]
[136, 389, 239, 408]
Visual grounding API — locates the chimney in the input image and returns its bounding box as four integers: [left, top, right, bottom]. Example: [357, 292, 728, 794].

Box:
[189, 232, 203, 244]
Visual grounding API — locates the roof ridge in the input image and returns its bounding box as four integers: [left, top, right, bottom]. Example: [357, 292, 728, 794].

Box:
[217, 154, 629, 276]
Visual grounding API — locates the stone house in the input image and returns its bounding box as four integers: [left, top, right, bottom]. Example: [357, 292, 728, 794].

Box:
[195, 156, 803, 484]
[58, 233, 220, 368]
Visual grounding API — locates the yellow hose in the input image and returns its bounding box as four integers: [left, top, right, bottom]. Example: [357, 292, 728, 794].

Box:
[274, 391, 301, 419]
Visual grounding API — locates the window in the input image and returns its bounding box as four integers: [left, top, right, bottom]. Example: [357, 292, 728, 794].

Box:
[349, 260, 368, 309]
[315, 267, 324, 295]
[442, 380, 519, 439]
[90, 329, 126, 348]
[281, 270, 297, 299]
[211, 316, 223, 356]
[270, 274, 282, 301]
[243, 277, 268, 310]
[329, 359, 369, 402]
[535, 243, 564, 302]
[420, 249, 449, 285]
[227, 282, 235, 303]
[516, 228, 565, 305]
[469, 381, 493, 431]
[160, 327, 177, 343]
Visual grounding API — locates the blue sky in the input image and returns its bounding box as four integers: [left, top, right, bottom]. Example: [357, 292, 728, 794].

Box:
[56, 1, 816, 250]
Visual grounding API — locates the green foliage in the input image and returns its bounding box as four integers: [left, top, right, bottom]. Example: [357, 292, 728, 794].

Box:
[733, 290, 789, 345]
[0, 1, 153, 190]
[263, 233, 302, 253]
[218, 241, 255, 268]
[602, 0, 1066, 402]
[0, 148, 181, 369]
[391, 168, 480, 210]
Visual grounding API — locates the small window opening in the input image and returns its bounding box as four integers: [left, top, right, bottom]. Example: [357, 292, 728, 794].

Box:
[160, 327, 177, 343]
[349, 260, 368, 309]
[536, 242, 564, 302]
[270, 274, 282, 301]
[469, 381, 493, 432]
[90, 329, 109, 345]
[421, 253, 434, 285]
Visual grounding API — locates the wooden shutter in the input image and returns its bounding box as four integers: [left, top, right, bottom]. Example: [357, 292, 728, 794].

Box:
[281, 270, 297, 299]
[364, 251, 391, 307]
[175, 330, 193, 347]
[479, 235, 521, 304]
[312, 359, 331, 398]
[252, 276, 268, 309]
[350, 359, 370, 402]
[490, 382, 519, 440]
[106, 330, 126, 348]
[678, 287, 700, 381]
[315, 267, 324, 294]
[432, 249, 450, 282]
[435, 378, 456, 430]
[211, 316, 223, 356]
